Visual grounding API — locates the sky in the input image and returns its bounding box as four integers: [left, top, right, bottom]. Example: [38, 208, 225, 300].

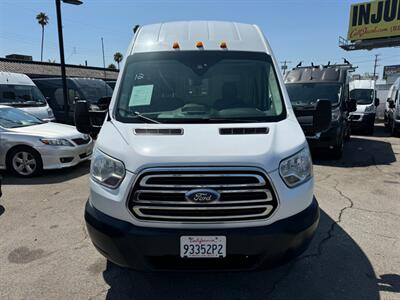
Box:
[0, 0, 399, 78]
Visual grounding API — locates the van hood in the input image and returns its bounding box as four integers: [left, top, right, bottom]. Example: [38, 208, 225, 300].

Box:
[18, 106, 51, 120]
[96, 118, 306, 173]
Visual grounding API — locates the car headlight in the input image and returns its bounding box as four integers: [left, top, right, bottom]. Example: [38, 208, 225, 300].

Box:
[331, 109, 341, 121]
[279, 147, 313, 187]
[365, 105, 375, 113]
[41, 138, 74, 147]
[91, 149, 125, 189]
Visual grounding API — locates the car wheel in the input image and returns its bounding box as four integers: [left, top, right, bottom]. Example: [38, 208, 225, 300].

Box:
[7, 146, 43, 177]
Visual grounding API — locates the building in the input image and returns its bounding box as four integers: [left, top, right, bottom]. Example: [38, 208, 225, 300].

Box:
[0, 57, 118, 80]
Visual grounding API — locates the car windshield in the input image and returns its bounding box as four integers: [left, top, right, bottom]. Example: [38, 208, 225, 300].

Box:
[115, 51, 285, 123]
[286, 83, 342, 107]
[350, 89, 374, 105]
[0, 107, 43, 128]
[0, 84, 47, 106]
[74, 79, 113, 103]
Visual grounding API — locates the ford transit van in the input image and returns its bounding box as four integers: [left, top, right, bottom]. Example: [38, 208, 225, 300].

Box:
[384, 77, 400, 136]
[0, 72, 55, 122]
[285, 64, 357, 158]
[349, 79, 379, 135]
[75, 21, 331, 270]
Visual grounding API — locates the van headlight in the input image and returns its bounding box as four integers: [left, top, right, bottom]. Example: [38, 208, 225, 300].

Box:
[331, 108, 341, 121]
[365, 105, 374, 113]
[279, 147, 313, 187]
[91, 149, 125, 188]
[47, 108, 54, 118]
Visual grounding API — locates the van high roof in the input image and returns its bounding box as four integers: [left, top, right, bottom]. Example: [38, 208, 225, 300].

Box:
[0, 72, 35, 86]
[130, 21, 271, 54]
[284, 65, 353, 84]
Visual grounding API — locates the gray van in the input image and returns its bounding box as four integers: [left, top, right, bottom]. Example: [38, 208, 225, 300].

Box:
[33, 77, 113, 124]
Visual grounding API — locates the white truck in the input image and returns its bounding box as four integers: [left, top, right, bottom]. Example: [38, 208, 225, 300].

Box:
[0, 72, 55, 122]
[349, 79, 379, 134]
[74, 21, 331, 271]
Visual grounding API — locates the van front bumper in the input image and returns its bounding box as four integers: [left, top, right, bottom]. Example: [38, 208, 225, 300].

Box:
[85, 198, 319, 271]
[307, 123, 341, 148]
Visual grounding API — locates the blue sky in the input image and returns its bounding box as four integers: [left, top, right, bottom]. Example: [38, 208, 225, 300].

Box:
[1, 0, 399, 77]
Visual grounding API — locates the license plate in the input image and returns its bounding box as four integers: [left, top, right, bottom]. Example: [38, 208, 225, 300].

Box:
[180, 236, 226, 258]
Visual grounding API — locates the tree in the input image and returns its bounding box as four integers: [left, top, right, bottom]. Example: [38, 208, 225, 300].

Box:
[113, 52, 123, 69]
[108, 63, 116, 70]
[36, 12, 49, 62]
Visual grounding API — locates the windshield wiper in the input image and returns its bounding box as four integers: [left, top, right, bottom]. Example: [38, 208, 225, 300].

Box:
[133, 111, 162, 124]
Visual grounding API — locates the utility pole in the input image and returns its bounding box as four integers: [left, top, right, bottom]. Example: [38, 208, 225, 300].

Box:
[372, 54, 380, 81]
[280, 60, 291, 75]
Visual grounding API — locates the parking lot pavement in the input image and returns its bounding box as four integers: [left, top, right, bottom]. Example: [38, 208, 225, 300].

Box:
[0, 124, 399, 300]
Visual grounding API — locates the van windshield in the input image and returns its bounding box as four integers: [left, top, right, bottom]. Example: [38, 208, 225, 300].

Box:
[74, 79, 113, 103]
[286, 83, 342, 107]
[350, 89, 373, 105]
[0, 85, 47, 107]
[115, 51, 285, 123]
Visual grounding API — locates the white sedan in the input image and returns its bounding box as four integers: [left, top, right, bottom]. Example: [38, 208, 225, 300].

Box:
[0, 105, 93, 177]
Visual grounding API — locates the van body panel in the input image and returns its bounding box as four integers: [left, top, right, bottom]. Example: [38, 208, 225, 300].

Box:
[0, 72, 54, 121]
[83, 21, 317, 270]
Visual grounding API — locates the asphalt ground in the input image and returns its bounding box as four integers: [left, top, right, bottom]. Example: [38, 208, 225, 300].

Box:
[0, 124, 399, 300]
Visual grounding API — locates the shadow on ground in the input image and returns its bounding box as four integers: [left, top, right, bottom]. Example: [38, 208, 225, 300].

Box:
[313, 125, 396, 168]
[98, 210, 386, 300]
[0, 161, 90, 186]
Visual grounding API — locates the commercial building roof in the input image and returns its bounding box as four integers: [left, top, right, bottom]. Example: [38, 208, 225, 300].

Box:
[0, 58, 118, 80]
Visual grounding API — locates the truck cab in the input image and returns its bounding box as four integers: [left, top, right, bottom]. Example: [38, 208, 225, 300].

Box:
[349, 79, 379, 135]
[75, 21, 331, 271]
[285, 64, 357, 158]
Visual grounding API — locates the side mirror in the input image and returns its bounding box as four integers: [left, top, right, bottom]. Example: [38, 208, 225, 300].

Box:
[97, 96, 112, 110]
[388, 100, 395, 109]
[313, 99, 332, 132]
[374, 98, 380, 106]
[347, 98, 357, 112]
[74, 100, 93, 134]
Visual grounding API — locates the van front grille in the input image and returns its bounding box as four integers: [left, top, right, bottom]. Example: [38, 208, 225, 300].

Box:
[128, 168, 278, 223]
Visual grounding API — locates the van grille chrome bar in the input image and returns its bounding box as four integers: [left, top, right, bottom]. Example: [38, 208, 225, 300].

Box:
[128, 168, 278, 223]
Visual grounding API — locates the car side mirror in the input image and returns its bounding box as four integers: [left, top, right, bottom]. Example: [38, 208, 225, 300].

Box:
[313, 99, 332, 132]
[74, 100, 93, 134]
[374, 98, 380, 106]
[98, 96, 112, 110]
[347, 98, 357, 112]
[388, 100, 395, 109]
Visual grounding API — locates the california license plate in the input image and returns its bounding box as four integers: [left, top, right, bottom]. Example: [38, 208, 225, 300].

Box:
[180, 236, 226, 258]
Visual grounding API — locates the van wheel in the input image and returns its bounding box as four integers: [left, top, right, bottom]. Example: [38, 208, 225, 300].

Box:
[391, 121, 400, 137]
[6, 146, 43, 177]
[330, 139, 344, 159]
[367, 122, 374, 135]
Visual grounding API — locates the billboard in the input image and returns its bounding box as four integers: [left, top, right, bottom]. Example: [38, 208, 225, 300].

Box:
[347, 0, 400, 41]
[383, 64, 400, 79]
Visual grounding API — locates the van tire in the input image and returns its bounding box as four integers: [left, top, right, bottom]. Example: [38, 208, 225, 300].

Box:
[391, 121, 400, 137]
[6, 146, 43, 177]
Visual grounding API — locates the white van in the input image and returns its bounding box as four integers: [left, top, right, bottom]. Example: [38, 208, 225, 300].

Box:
[349, 79, 379, 134]
[75, 21, 331, 271]
[0, 72, 55, 122]
[384, 77, 400, 136]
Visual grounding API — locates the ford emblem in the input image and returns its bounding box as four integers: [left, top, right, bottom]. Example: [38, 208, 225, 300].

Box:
[185, 189, 220, 203]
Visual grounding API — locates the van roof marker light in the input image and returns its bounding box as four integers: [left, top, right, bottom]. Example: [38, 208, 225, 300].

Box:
[196, 41, 204, 48]
[220, 41, 227, 49]
[172, 42, 180, 49]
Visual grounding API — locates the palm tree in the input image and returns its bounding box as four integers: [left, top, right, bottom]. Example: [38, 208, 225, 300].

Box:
[108, 63, 116, 70]
[36, 12, 49, 62]
[113, 52, 123, 69]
